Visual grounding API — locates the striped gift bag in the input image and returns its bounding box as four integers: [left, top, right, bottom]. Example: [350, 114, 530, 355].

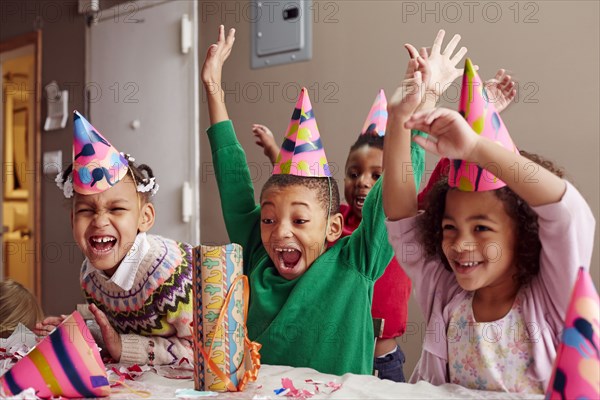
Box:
[192, 244, 261, 392]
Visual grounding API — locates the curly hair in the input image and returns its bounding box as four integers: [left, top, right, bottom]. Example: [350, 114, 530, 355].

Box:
[58, 157, 157, 203]
[261, 174, 340, 216]
[417, 150, 565, 286]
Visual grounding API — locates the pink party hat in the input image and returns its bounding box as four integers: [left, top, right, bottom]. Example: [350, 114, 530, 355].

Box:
[449, 59, 519, 191]
[0, 311, 110, 398]
[546, 267, 600, 399]
[361, 89, 388, 136]
[272, 88, 332, 177]
[72, 111, 129, 195]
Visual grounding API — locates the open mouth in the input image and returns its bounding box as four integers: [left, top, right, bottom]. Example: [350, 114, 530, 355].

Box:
[453, 260, 483, 274]
[89, 235, 117, 253]
[275, 247, 302, 270]
[354, 195, 366, 209]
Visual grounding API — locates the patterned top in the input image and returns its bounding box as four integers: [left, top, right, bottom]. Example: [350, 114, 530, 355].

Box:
[448, 292, 543, 393]
[81, 234, 194, 366]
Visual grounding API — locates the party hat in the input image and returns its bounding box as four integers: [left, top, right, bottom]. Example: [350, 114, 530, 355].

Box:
[72, 111, 129, 195]
[0, 311, 110, 398]
[272, 88, 331, 177]
[546, 267, 600, 399]
[361, 89, 388, 136]
[449, 59, 518, 191]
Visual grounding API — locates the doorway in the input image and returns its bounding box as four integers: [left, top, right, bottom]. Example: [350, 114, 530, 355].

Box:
[0, 31, 42, 298]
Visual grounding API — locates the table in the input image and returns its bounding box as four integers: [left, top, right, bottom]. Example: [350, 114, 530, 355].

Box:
[108, 364, 545, 399]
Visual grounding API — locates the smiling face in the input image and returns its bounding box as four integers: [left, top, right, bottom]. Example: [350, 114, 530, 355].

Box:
[344, 145, 383, 219]
[72, 174, 155, 276]
[260, 184, 342, 280]
[441, 190, 518, 296]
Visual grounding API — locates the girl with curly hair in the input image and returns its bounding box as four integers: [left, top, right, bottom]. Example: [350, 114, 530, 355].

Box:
[382, 58, 595, 393]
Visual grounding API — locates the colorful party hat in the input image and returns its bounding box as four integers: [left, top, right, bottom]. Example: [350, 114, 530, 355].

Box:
[272, 88, 332, 177]
[546, 267, 600, 399]
[72, 111, 129, 195]
[0, 311, 110, 398]
[361, 89, 388, 136]
[449, 58, 519, 192]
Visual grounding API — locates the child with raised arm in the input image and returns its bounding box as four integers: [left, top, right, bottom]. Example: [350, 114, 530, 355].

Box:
[252, 31, 516, 382]
[37, 111, 194, 366]
[383, 58, 595, 393]
[202, 25, 395, 376]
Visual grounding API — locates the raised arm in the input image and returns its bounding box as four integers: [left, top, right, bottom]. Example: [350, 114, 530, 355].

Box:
[201, 25, 235, 125]
[407, 108, 566, 206]
[484, 69, 516, 113]
[404, 29, 467, 112]
[252, 123, 280, 165]
[383, 58, 427, 221]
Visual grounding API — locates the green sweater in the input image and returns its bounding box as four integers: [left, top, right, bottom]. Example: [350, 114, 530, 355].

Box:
[207, 120, 413, 376]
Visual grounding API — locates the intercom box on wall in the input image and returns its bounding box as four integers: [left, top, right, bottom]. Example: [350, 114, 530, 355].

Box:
[251, 0, 312, 69]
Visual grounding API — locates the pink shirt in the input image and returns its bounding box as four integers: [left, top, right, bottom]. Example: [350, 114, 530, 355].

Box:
[385, 182, 596, 390]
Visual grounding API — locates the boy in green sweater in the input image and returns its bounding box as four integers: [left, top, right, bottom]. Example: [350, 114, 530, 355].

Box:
[201, 25, 407, 375]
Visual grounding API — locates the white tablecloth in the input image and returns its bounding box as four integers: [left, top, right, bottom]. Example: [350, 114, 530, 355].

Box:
[108, 364, 545, 399]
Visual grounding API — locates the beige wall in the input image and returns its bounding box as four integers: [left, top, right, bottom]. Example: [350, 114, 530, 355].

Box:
[200, 1, 599, 376]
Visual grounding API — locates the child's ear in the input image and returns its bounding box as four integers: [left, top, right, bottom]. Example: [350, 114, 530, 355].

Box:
[326, 212, 344, 243]
[138, 202, 156, 232]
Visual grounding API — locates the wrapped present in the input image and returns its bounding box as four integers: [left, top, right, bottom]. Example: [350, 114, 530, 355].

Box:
[0, 311, 110, 398]
[546, 267, 600, 399]
[192, 244, 261, 392]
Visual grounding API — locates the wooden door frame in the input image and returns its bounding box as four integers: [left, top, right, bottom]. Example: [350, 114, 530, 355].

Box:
[1, 31, 42, 299]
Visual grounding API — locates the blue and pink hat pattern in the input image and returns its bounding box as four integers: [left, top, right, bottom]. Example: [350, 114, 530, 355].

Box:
[72, 111, 129, 195]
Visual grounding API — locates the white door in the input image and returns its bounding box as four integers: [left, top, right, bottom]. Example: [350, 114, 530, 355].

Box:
[87, 0, 199, 245]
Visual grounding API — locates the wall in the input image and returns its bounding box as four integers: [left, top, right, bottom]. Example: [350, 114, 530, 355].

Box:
[1, 1, 87, 314]
[199, 0, 600, 377]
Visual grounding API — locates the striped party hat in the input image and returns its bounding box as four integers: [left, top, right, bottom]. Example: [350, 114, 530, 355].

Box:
[272, 88, 332, 177]
[0, 311, 110, 398]
[361, 89, 388, 136]
[72, 111, 129, 195]
[449, 59, 519, 192]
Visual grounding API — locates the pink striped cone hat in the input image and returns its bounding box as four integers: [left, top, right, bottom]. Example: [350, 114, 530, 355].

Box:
[272, 88, 332, 177]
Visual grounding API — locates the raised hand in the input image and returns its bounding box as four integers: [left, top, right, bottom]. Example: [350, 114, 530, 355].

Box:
[89, 303, 122, 362]
[406, 108, 479, 161]
[405, 29, 468, 107]
[201, 25, 235, 87]
[252, 124, 280, 164]
[202, 25, 236, 125]
[484, 69, 516, 113]
[388, 67, 426, 118]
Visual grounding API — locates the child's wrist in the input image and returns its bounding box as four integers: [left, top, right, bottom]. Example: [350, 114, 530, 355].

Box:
[388, 113, 412, 126]
[203, 79, 222, 94]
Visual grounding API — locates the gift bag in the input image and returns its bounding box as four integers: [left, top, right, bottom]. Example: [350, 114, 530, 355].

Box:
[192, 244, 261, 392]
[0, 311, 110, 398]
